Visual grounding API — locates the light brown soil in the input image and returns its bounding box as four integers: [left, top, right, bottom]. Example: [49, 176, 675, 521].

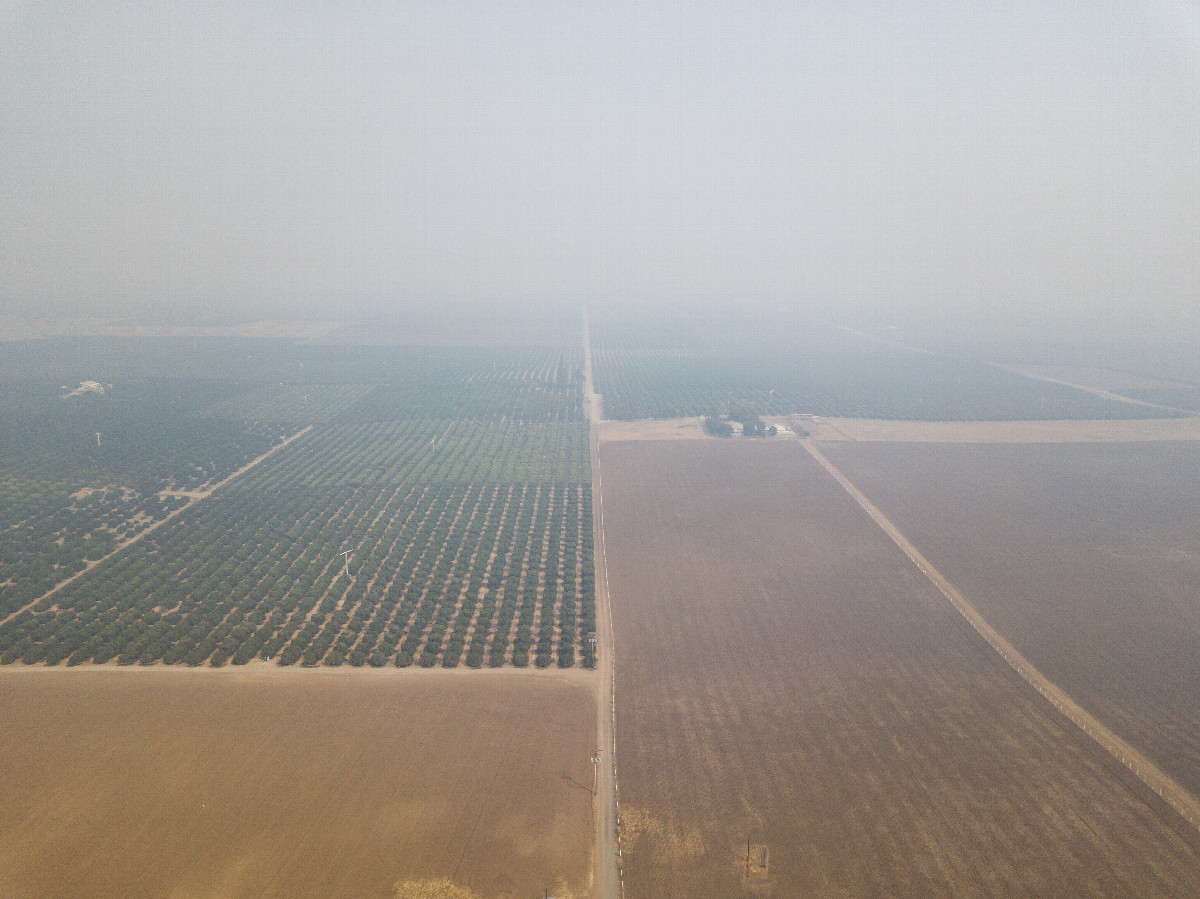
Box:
[804, 438, 1200, 830]
[600, 439, 1200, 897]
[824, 441, 1200, 803]
[595, 418, 705, 442]
[0, 666, 595, 899]
[802, 415, 1200, 443]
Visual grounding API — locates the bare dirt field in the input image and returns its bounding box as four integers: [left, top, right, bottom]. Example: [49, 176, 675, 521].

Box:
[595, 417, 705, 442]
[600, 439, 1200, 897]
[0, 666, 595, 899]
[801, 415, 1200, 443]
[824, 440, 1200, 801]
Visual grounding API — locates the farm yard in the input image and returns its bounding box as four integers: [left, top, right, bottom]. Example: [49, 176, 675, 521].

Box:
[824, 441, 1200, 800]
[0, 665, 595, 899]
[599, 438, 1200, 897]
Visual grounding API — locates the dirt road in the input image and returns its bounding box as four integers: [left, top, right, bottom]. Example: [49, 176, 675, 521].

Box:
[0, 426, 313, 631]
[584, 307, 621, 899]
[582, 307, 604, 425]
[800, 436, 1200, 834]
[988, 362, 1194, 414]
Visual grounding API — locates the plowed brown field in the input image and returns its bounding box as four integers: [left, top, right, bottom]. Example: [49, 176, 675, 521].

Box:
[0, 666, 594, 899]
[600, 439, 1200, 897]
[824, 441, 1200, 801]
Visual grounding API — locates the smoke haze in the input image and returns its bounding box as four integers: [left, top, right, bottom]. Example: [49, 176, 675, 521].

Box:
[2, 1, 1198, 338]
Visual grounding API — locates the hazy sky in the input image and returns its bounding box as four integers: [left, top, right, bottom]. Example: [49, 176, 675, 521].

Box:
[2, 1, 1198, 333]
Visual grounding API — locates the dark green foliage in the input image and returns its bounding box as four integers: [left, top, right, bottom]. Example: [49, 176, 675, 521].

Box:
[701, 415, 733, 437]
[592, 315, 1181, 422]
[0, 341, 301, 620]
[0, 341, 597, 670]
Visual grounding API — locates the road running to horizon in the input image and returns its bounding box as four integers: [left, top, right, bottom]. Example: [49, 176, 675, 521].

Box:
[584, 307, 621, 899]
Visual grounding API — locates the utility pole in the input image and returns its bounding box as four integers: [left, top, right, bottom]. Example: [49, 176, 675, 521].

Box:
[95, 432, 102, 447]
[339, 549, 353, 576]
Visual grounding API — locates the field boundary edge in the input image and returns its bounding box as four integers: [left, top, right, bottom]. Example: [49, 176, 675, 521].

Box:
[584, 306, 622, 899]
[800, 436, 1200, 835]
[0, 425, 313, 631]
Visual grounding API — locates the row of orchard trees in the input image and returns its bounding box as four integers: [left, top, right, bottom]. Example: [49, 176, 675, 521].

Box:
[0, 419, 596, 670]
[0, 339, 593, 631]
[0, 422, 290, 619]
[591, 332, 1173, 422]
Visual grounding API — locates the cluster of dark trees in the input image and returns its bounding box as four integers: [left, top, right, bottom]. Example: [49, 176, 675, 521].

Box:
[0, 339, 602, 670]
[0, 394, 286, 620]
[592, 324, 1179, 422]
[701, 416, 733, 437]
[0, 450, 596, 671]
[701, 410, 777, 438]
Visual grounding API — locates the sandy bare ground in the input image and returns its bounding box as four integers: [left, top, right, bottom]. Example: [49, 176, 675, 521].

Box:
[802, 438, 1200, 834]
[823, 440, 1200, 800]
[800, 415, 1200, 443]
[601, 438, 1200, 897]
[583, 306, 621, 899]
[0, 426, 312, 629]
[0, 665, 595, 899]
[0, 317, 340, 341]
[596, 418, 705, 442]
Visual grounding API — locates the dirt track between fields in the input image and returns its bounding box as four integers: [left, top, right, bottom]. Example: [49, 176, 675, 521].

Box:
[596, 418, 705, 442]
[600, 438, 1200, 897]
[584, 306, 621, 899]
[988, 362, 1194, 414]
[592, 415, 1200, 446]
[0, 426, 313, 630]
[800, 437, 1200, 834]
